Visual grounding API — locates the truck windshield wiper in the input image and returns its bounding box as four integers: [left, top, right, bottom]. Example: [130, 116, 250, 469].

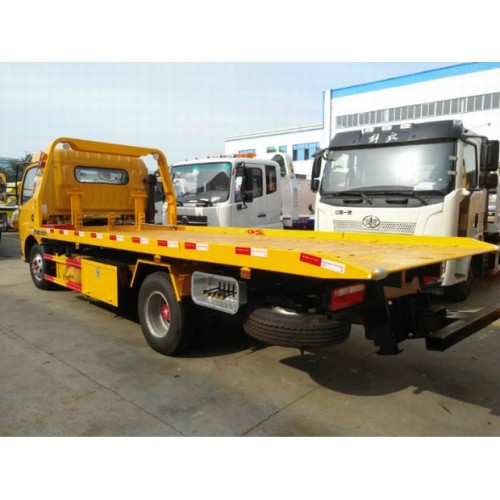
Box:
[196, 198, 213, 207]
[336, 190, 373, 205]
[369, 190, 429, 206]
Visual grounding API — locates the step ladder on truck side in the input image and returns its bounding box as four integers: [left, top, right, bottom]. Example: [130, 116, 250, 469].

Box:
[17, 137, 500, 358]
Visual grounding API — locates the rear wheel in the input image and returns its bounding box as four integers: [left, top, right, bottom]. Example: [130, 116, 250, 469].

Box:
[138, 272, 194, 355]
[243, 305, 351, 348]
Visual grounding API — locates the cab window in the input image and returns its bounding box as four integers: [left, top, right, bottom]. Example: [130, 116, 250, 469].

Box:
[75, 166, 129, 185]
[21, 167, 38, 204]
[266, 165, 277, 194]
[463, 143, 477, 189]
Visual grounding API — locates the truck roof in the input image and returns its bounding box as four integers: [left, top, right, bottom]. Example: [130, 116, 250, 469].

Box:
[331, 119, 468, 148]
[172, 156, 277, 167]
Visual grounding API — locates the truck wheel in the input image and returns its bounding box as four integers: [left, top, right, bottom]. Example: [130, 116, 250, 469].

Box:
[444, 266, 474, 302]
[243, 306, 351, 349]
[138, 272, 194, 355]
[29, 244, 56, 290]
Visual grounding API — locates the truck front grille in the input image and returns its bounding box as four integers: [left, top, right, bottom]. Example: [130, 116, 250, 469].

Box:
[333, 220, 416, 235]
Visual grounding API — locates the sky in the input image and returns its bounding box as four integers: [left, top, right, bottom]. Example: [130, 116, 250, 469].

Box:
[2, 1, 495, 166]
[0, 62, 458, 164]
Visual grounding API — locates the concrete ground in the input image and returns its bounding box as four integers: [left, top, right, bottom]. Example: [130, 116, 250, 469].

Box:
[1, 230, 500, 437]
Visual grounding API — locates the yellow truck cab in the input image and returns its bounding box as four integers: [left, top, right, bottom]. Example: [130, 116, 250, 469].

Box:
[17, 137, 500, 357]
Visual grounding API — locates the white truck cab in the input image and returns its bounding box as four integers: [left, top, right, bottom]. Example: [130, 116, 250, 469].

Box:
[162, 153, 314, 229]
[311, 119, 500, 300]
[170, 156, 282, 228]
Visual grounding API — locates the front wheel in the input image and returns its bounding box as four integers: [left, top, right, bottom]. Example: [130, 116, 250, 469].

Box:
[29, 244, 56, 290]
[138, 272, 194, 355]
[444, 266, 474, 302]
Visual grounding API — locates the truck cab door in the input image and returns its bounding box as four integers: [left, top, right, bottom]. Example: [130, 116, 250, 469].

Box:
[264, 163, 282, 227]
[232, 163, 283, 228]
[17, 165, 39, 259]
[232, 165, 266, 227]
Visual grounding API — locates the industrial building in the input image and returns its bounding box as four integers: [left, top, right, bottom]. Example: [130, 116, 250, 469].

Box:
[224, 62, 500, 178]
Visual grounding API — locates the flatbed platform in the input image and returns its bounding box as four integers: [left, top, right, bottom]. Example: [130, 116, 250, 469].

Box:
[39, 223, 499, 280]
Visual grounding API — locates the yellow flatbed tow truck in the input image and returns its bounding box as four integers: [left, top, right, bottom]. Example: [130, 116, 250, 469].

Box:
[17, 138, 500, 356]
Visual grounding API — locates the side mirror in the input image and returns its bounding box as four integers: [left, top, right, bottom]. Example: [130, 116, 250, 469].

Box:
[487, 140, 499, 171]
[486, 172, 498, 189]
[243, 191, 254, 203]
[310, 152, 324, 193]
[234, 164, 255, 204]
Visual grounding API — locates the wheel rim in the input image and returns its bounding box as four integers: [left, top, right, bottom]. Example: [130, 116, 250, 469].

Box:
[31, 253, 44, 282]
[144, 290, 171, 339]
[271, 306, 299, 316]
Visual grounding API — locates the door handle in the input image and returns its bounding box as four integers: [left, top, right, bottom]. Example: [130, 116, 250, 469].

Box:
[257, 213, 266, 218]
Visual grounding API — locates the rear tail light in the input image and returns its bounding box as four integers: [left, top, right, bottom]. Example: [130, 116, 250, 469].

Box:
[330, 284, 365, 311]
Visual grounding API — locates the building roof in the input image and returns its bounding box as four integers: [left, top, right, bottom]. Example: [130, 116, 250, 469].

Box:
[330, 62, 500, 99]
[225, 123, 322, 142]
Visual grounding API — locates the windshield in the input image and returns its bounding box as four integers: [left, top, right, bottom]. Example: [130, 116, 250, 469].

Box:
[171, 162, 231, 204]
[320, 141, 455, 195]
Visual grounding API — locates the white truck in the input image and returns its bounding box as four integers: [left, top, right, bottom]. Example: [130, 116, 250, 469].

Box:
[311, 119, 500, 301]
[168, 153, 314, 229]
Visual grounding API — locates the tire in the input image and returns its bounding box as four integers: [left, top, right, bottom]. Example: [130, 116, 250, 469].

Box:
[138, 272, 194, 355]
[29, 244, 57, 290]
[243, 305, 351, 348]
[444, 266, 474, 302]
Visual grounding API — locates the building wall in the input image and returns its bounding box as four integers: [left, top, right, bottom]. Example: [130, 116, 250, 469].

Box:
[225, 63, 500, 179]
[328, 63, 500, 142]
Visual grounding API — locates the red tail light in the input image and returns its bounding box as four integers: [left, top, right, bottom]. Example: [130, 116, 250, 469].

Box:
[330, 284, 365, 311]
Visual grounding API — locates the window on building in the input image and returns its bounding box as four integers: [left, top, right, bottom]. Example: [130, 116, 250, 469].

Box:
[279, 145, 288, 153]
[239, 149, 256, 154]
[266, 146, 277, 153]
[334, 87, 500, 131]
[466, 97, 474, 112]
[474, 95, 483, 111]
[293, 142, 320, 161]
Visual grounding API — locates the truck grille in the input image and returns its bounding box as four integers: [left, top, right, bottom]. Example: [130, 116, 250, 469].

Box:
[177, 215, 208, 226]
[333, 220, 416, 235]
